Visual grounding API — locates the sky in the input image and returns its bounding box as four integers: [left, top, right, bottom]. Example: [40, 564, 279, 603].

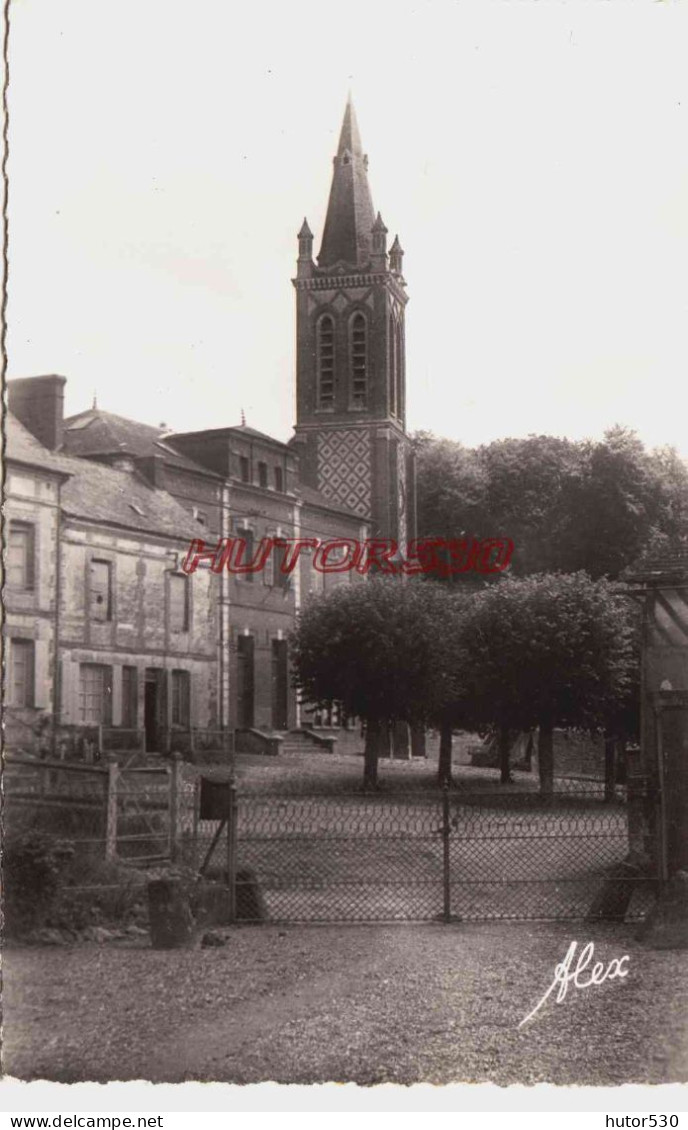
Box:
[7, 0, 688, 457]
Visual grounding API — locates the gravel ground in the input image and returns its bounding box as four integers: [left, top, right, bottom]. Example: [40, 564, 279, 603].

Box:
[4, 922, 687, 1086]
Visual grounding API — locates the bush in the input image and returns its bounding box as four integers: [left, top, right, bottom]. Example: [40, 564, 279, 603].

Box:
[6, 799, 105, 845]
[3, 831, 72, 936]
[55, 854, 147, 931]
[3, 828, 151, 938]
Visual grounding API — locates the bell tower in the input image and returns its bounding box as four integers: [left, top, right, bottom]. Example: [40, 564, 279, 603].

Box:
[292, 97, 415, 548]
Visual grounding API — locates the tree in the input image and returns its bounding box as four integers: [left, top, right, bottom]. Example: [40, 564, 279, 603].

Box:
[290, 577, 467, 788]
[413, 431, 584, 578]
[413, 428, 688, 582]
[460, 573, 635, 795]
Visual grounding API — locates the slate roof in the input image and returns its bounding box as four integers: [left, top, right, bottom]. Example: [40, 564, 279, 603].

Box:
[172, 422, 291, 451]
[63, 408, 222, 478]
[6, 412, 74, 477]
[318, 97, 377, 270]
[7, 409, 205, 540]
[60, 457, 207, 541]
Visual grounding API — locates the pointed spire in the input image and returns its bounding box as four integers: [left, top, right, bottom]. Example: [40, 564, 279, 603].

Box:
[92, 392, 98, 410]
[389, 234, 404, 274]
[297, 217, 314, 275]
[318, 96, 376, 269]
[372, 211, 388, 250]
[240, 408, 246, 426]
[371, 211, 388, 269]
[336, 94, 365, 159]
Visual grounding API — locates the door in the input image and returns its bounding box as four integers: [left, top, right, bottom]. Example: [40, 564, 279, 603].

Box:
[144, 667, 166, 752]
[271, 639, 288, 730]
[236, 636, 255, 729]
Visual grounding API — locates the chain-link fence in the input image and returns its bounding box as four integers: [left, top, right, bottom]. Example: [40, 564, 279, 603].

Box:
[183, 777, 657, 923]
[5, 753, 657, 924]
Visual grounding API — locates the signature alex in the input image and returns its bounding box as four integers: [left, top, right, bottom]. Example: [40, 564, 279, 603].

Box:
[519, 941, 630, 1028]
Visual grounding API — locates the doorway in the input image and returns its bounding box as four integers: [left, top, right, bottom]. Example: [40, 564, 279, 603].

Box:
[144, 667, 166, 753]
[271, 638, 288, 730]
[236, 636, 255, 729]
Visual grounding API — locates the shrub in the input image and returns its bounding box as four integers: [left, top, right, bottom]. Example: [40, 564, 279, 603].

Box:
[54, 854, 147, 931]
[3, 831, 72, 936]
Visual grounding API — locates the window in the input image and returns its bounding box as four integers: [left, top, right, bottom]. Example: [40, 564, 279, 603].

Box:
[237, 527, 255, 583]
[121, 666, 138, 729]
[349, 313, 368, 408]
[7, 521, 35, 590]
[89, 559, 112, 622]
[274, 466, 284, 492]
[389, 313, 398, 417]
[79, 664, 113, 724]
[193, 507, 207, 527]
[169, 573, 190, 632]
[395, 318, 404, 419]
[274, 541, 290, 590]
[239, 456, 250, 483]
[171, 669, 190, 727]
[312, 702, 342, 727]
[263, 538, 275, 587]
[257, 461, 268, 488]
[317, 314, 335, 408]
[262, 538, 290, 590]
[10, 639, 35, 706]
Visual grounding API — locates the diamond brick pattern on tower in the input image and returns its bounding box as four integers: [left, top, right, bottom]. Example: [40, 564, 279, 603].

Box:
[317, 429, 372, 517]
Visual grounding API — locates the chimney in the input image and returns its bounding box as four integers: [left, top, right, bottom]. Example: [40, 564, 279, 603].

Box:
[8, 375, 67, 451]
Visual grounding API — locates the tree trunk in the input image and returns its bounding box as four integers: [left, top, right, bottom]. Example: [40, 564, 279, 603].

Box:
[499, 726, 512, 784]
[392, 720, 411, 760]
[411, 724, 427, 759]
[604, 733, 616, 804]
[380, 720, 392, 760]
[616, 737, 627, 785]
[524, 731, 534, 772]
[364, 716, 381, 789]
[438, 719, 453, 787]
[538, 723, 554, 798]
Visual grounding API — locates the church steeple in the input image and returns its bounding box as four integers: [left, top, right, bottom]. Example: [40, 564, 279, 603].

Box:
[292, 99, 414, 546]
[318, 96, 377, 269]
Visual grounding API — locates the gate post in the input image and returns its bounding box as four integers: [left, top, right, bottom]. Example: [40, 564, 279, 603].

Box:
[169, 751, 181, 863]
[226, 780, 238, 923]
[442, 784, 451, 923]
[105, 756, 119, 861]
[192, 777, 200, 864]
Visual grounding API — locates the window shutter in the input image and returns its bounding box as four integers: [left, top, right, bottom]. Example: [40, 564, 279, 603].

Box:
[34, 639, 49, 709]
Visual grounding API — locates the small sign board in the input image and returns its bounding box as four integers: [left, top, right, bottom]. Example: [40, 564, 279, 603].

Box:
[199, 776, 230, 821]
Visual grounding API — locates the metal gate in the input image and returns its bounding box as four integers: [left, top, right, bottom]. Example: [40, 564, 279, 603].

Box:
[227, 782, 656, 923]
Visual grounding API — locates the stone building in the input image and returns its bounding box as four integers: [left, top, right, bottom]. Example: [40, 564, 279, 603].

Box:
[6, 381, 219, 757]
[166, 422, 366, 734]
[3, 98, 412, 755]
[4, 408, 72, 753]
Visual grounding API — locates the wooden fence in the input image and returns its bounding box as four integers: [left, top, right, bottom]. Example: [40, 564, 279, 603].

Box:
[4, 753, 186, 865]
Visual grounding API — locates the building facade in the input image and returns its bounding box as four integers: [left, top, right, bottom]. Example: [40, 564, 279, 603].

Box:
[4, 411, 72, 754]
[3, 99, 410, 755]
